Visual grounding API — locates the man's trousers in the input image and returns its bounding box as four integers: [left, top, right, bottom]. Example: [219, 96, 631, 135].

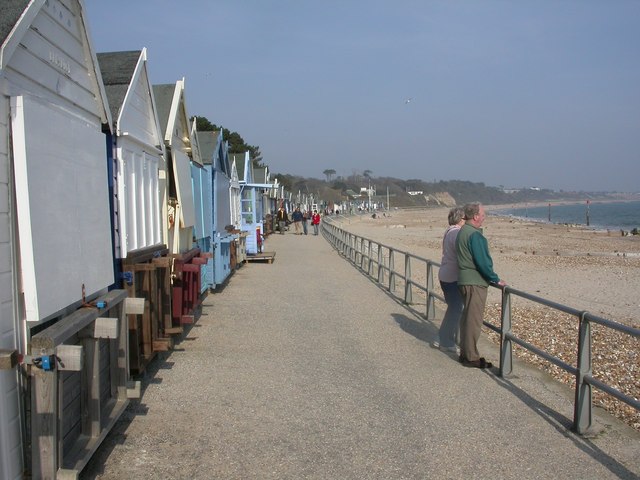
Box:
[459, 285, 488, 362]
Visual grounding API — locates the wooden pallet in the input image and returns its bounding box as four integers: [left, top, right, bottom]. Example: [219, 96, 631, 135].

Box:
[246, 251, 276, 264]
[122, 245, 172, 374]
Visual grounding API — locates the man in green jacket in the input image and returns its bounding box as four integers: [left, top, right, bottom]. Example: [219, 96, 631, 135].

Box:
[456, 202, 506, 368]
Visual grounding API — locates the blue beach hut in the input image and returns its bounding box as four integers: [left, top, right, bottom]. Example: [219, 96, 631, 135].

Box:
[232, 152, 270, 254]
[197, 130, 238, 287]
[189, 121, 212, 294]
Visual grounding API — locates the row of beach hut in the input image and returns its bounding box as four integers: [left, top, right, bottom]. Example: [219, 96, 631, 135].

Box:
[0, 1, 305, 478]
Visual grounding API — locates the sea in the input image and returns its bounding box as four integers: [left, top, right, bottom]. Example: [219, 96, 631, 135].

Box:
[489, 200, 640, 232]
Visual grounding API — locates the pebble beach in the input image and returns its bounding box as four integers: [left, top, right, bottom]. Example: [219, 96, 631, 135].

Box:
[332, 207, 640, 430]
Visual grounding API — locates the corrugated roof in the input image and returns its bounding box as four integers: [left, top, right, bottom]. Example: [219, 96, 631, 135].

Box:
[97, 51, 141, 124]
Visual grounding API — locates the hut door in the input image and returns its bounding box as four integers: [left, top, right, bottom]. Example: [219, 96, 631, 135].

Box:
[10, 95, 114, 322]
[240, 186, 258, 254]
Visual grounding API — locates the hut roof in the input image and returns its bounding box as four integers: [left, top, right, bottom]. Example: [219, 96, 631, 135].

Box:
[230, 153, 246, 181]
[196, 131, 216, 165]
[0, 0, 30, 47]
[96, 50, 141, 123]
[152, 84, 176, 140]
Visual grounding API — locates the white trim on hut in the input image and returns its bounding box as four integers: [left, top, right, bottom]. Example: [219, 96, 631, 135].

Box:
[0, 1, 113, 477]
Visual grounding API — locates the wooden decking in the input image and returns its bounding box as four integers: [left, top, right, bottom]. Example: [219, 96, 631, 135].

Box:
[246, 251, 276, 264]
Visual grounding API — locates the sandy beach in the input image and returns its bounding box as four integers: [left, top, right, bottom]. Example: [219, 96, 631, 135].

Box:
[331, 207, 640, 429]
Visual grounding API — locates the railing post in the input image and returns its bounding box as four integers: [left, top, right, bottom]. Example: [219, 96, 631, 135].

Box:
[388, 249, 395, 292]
[377, 245, 384, 284]
[353, 235, 358, 265]
[358, 238, 364, 269]
[426, 262, 435, 320]
[367, 241, 373, 277]
[352, 235, 357, 264]
[574, 312, 593, 434]
[352, 234, 356, 262]
[404, 254, 412, 304]
[500, 287, 513, 376]
[345, 232, 350, 258]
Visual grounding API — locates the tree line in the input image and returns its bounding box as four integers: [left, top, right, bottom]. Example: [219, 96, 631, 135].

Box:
[193, 116, 263, 169]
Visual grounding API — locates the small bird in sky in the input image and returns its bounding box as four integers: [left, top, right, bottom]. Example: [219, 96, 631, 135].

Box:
[404, 97, 413, 104]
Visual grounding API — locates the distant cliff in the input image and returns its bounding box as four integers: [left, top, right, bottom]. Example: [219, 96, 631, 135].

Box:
[424, 192, 457, 207]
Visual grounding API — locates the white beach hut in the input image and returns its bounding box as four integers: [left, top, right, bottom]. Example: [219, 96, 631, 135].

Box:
[97, 49, 174, 372]
[153, 80, 195, 255]
[97, 49, 166, 261]
[0, 1, 118, 477]
[153, 81, 205, 326]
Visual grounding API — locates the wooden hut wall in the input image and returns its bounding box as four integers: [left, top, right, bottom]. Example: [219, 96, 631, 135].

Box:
[229, 158, 241, 229]
[202, 164, 217, 288]
[118, 147, 163, 253]
[168, 86, 196, 255]
[98, 50, 173, 373]
[100, 50, 165, 257]
[11, 93, 114, 323]
[211, 136, 235, 286]
[0, 1, 113, 477]
[213, 136, 232, 232]
[238, 156, 267, 255]
[153, 82, 195, 255]
[4, 1, 113, 325]
[0, 90, 23, 480]
[191, 162, 212, 292]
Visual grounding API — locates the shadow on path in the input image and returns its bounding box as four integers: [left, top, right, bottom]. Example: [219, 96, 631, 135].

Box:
[391, 311, 637, 480]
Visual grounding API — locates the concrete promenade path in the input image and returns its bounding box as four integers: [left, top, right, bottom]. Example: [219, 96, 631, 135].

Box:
[83, 229, 639, 479]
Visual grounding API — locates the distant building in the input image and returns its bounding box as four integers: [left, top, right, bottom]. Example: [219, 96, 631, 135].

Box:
[345, 189, 361, 199]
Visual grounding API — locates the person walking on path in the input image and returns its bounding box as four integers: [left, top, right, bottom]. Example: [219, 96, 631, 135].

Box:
[311, 210, 321, 235]
[456, 202, 506, 369]
[302, 210, 309, 235]
[433, 206, 465, 353]
[292, 207, 303, 235]
[277, 207, 288, 234]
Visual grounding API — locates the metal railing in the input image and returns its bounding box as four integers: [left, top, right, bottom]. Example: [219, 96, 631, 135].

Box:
[321, 219, 640, 434]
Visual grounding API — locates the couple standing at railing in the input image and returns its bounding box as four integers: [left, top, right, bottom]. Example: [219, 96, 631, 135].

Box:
[433, 202, 507, 369]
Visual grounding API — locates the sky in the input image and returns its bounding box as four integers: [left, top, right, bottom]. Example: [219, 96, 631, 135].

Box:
[86, 1, 640, 192]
